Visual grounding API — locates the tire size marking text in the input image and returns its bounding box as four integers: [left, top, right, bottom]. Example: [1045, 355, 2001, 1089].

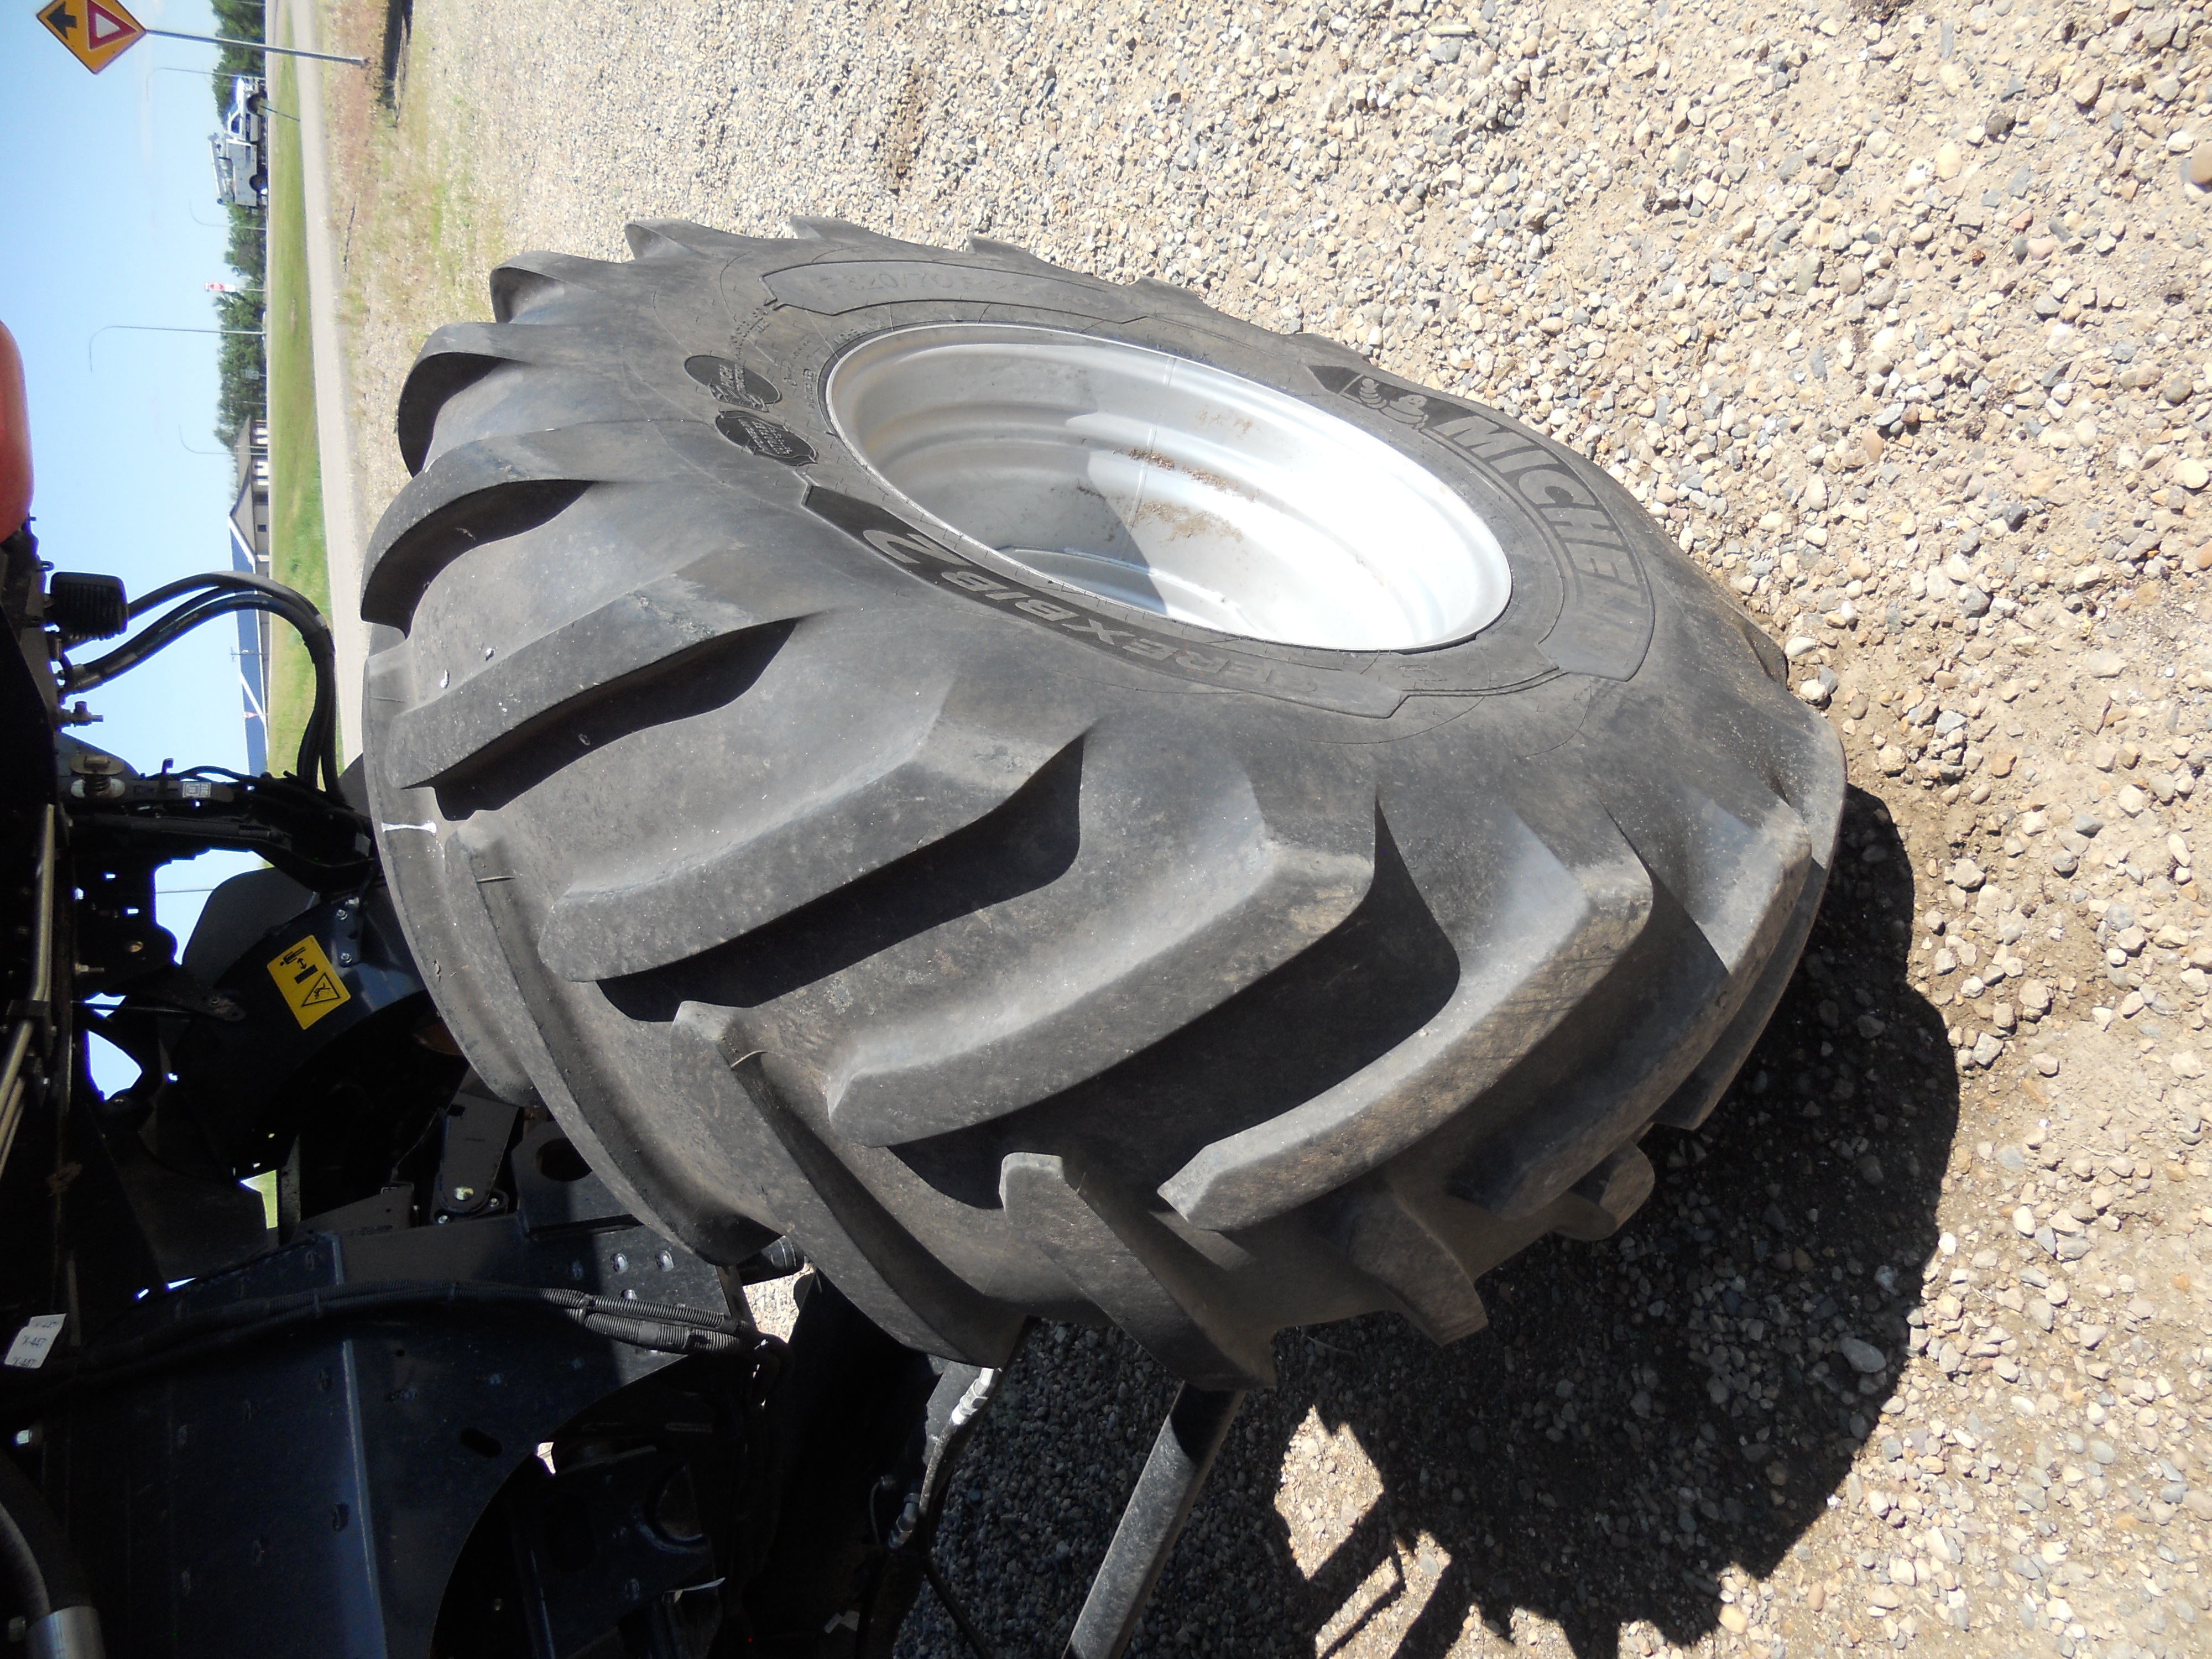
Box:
[1310, 367, 1655, 682]
[805, 487, 1402, 716]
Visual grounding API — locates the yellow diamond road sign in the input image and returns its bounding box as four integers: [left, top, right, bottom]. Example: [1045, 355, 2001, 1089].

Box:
[37, 0, 146, 74]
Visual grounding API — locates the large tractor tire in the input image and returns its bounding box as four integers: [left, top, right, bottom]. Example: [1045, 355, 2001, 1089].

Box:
[362, 220, 1844, 1389]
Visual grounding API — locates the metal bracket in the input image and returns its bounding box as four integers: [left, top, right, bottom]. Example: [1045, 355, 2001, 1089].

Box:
[1062, 1385, 1243, 1659]
[434, 1081, 517, 1219]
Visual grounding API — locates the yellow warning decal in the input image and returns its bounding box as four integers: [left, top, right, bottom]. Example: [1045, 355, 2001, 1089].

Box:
[268, 936, 352, 1029]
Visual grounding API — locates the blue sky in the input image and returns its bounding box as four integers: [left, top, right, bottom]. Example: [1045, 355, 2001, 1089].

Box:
[6, 0, 270, 1082]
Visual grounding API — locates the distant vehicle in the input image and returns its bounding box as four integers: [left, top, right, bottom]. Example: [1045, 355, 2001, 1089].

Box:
[208, 75, 268, 210]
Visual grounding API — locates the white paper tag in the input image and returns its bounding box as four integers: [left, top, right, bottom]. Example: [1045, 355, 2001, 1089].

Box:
[4, 1314, 65, 1370]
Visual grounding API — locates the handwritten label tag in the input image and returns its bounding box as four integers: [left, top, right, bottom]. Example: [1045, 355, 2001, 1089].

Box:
[4, 1314, 66, 1370]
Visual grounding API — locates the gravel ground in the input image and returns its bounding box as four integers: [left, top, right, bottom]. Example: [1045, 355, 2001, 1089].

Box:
[315, 0, 2212, 1652]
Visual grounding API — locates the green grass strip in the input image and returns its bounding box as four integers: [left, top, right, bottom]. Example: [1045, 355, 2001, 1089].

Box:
[265, 51, 334, 775]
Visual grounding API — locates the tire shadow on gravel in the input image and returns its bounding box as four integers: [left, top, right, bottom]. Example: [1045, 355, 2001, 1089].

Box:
[903, 786, 1963, 1659]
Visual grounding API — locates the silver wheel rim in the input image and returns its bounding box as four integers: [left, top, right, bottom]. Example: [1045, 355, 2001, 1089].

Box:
[823, 324, 1512, 653]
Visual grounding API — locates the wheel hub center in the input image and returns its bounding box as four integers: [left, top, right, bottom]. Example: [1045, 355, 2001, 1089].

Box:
[823, 324, 1511, 653]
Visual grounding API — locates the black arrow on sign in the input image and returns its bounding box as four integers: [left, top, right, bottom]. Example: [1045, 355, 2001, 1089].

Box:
[41, 2, 81, 34]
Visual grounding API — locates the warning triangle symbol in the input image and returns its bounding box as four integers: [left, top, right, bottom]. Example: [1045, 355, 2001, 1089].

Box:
[86, 1, 133, 44]
[299, 973, 342, 1008]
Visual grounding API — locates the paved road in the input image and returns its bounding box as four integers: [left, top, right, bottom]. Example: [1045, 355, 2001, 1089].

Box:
[279, 0, 368, 766]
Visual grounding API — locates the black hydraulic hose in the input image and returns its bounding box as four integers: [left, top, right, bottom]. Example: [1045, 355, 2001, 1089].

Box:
[82, 571, 341, 790]
[0, 1447, 96, 1625]
[922, 1555, 1001, 1659]
[68, 592, 320, 693]
[175, 766, 371, 835]
[63, 587, 342, 794]
[87, 576, 332, 682]
[80, 592, 338, 792]
[127, 569, 324, 622]
[0, 1280, 757, 1420]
